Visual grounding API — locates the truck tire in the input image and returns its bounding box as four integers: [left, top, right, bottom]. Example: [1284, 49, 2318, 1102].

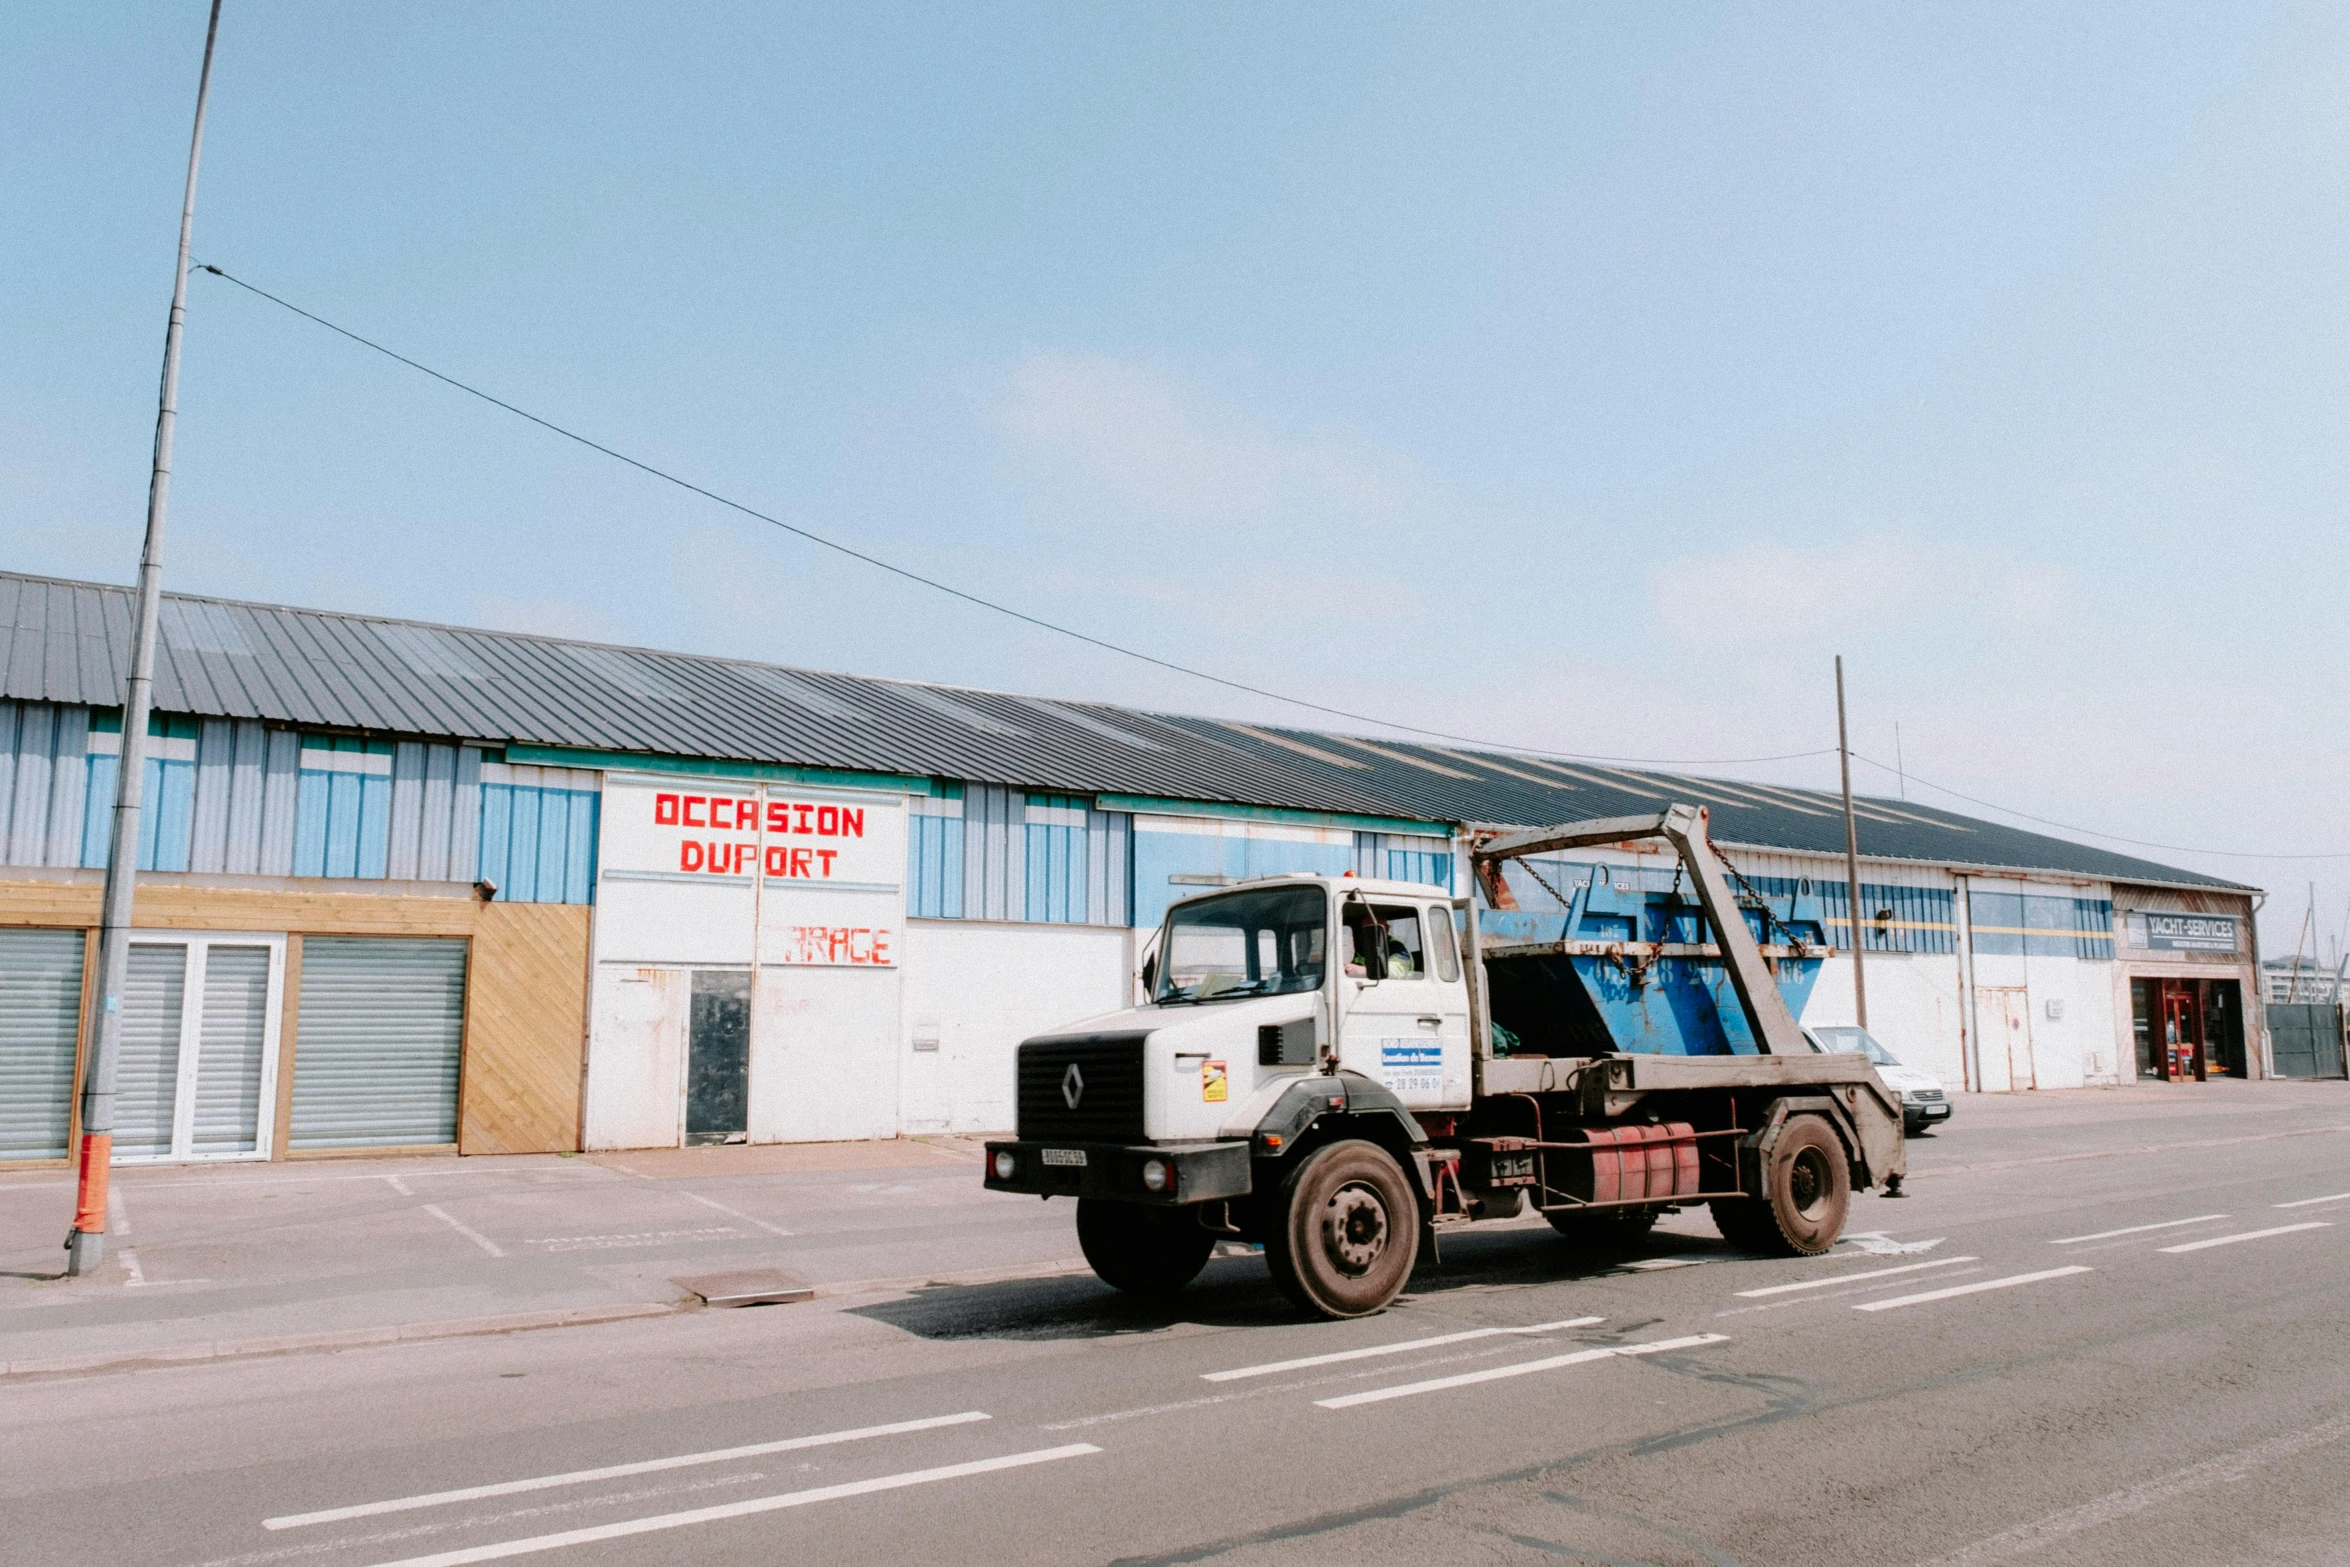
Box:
[1076, 1199, 1214, 1299]
[1544, 1206, 1658, 1253]
[1265, 1141, 1420, 1319]
[1717, 1114, 1849, 1256]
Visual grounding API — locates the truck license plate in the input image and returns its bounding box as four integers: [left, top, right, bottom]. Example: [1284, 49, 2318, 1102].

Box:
[1040, 1148, 1087, 1167]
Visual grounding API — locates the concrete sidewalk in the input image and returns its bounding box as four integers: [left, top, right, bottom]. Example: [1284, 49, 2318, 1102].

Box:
[0, 1134, 1087, 1379]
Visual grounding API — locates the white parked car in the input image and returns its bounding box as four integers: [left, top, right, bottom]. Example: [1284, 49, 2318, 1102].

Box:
[1806, 1025, 1952, 1135]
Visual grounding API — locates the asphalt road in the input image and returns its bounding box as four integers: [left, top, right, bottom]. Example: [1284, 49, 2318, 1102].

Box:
[4, 1086, 2347, 1567]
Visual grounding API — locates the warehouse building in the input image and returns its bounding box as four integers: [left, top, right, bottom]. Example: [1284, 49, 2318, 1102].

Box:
[0, 570, 2266, 1166]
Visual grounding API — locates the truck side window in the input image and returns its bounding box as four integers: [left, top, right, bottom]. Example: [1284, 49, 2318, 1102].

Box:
[1345, 904, 1424, 979]
[1427, 905, 1461, 983]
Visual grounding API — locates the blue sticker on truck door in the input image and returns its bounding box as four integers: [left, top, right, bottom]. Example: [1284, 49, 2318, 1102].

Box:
[1379, 1039, 1443, 1096]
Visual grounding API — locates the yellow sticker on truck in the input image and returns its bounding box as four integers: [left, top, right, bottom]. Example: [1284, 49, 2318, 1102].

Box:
[1202, 1059, 1228, 1102]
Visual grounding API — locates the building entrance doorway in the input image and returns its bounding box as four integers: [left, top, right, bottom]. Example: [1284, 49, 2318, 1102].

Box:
[2129, 978, 2246, 1081]
[685, 970, 750, 1145]
[2160, 982, 2201, 1080]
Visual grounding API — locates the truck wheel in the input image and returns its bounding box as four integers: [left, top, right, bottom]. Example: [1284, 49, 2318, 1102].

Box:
[1725, 1115, 1850, 1256]
[1265, 1141, 1421, 1319]
[1544, 1206, 1658, 1253]
[1075, 1199, 1214, 1299]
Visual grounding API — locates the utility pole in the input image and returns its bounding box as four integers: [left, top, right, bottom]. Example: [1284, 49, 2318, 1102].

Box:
[1836, 656, 1868, 1030]
[66, 0, 224, 1277]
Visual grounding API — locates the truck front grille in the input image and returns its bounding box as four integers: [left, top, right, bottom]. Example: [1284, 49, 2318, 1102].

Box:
[1017, 1032, 1148, 1143]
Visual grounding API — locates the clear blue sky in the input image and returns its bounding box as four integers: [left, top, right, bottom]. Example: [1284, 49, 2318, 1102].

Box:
[5, 4, 2345, 952]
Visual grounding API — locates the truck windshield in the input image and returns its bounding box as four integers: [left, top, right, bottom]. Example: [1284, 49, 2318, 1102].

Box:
[1155, 885, 1328, 1005]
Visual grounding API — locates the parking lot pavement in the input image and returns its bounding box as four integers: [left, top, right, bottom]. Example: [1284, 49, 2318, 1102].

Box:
[0, 1133, 1086, 1374]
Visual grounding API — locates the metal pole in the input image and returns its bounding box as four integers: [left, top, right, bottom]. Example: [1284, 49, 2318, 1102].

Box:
[1836, 656, 1868, 1030]
[66, 0, 224, 1277]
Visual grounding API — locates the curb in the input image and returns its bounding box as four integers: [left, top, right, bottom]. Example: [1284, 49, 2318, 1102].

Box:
[1, 1301, 678, 1382]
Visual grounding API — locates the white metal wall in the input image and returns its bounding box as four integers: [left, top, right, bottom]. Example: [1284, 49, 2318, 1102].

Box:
[898, 919, 1134, 1134]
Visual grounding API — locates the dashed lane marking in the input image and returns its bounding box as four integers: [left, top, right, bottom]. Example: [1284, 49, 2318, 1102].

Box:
[2158, 1221, 2330, 1254]
[1734, 1257, 1978, 1297]
[264, 1412, 993, 1530]
[1852, 1266, 2092, 1312]
[1201, 1318, 1603, 1382]
[351, 1444, 1100, 1567]
[2049, 1214, 2227, 1245]
[2276, 1190, 2350, 1209]
[1314, 1333, 1730, 1410]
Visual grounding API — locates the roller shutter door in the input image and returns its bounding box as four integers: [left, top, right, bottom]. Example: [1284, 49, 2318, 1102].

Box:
[194, 946, 271, 1153]
[0, 929, 84, 1161]
[115, 944, 187, 1159]
[291, 938, 467, 1149]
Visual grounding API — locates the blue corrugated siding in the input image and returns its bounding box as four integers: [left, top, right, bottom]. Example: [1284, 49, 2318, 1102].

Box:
[293, 736, 393, 879]
[479, 783, 598, 904]
[1134, 822, 1353, 932]
[1354, 831, 1453, 890]
[1968, 889, 2114, 958]
[908, 783, 1127, 925]
[1, 700, 90, 869]
[909, 783, 966, 918]
[1024, 795, 1089, 923]
[74, 712, 200, 872]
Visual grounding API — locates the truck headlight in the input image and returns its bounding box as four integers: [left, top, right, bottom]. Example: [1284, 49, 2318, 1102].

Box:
[1141, 1158, 1171, 1193]
[992, 1150, 1018, 1180]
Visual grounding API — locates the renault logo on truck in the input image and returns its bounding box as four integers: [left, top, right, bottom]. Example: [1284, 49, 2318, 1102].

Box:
[1061, 1063, 1085, 1110]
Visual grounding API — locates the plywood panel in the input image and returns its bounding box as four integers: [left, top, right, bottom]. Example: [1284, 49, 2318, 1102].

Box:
[460, 902, 590, 1155]
[0, 879, 480, 936]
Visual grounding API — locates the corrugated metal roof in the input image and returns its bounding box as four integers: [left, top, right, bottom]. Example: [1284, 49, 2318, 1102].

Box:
[0, 570, 2249, 891]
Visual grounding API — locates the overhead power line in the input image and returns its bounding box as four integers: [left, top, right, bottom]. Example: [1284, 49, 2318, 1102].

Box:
[192, 262, 1832, 771]
[1852, 752, 2350, 862]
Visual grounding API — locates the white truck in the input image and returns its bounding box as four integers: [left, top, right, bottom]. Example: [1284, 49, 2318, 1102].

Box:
[984, 803, 1908, 1318]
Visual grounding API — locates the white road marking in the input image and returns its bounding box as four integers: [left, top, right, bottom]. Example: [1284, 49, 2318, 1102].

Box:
[420, 1205, 504, 1258]
[1841, 1232, 1946, 1255]
[202, 1475, 766, 1567]
[2276, 1190, 2350, 1209]
[1734, 1257, 1978, 1297]
[1315, 1333, 1729, 1410]
[352, 1444, 1100, 1567]
[1915, 1410, 2350, 1566]
[1619, 1255, 1717, 1272]
[1202, 1317, 1603, 1382]
[264, 1411, 993, 1529]
[675, 1188, 795, 1237]
[2049, 1214, 2227, 1245]
[1853, 1265, 2092, 1312]
[521, 1227, 738, 1253]
[119, 1247, 146, 1286]
[384, 1174, 414, 1197]
[2158, 1221, 2330, 1254]
[108, 1188, 132, 1235]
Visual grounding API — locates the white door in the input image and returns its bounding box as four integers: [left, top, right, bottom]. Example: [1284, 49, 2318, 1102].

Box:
[1337, 896, 1472, 1111]
[1975, 986, 2036, 1093]
[114, 935, 284, 1162]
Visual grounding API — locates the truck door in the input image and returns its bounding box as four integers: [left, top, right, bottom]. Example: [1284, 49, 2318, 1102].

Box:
[1337, 897, 1471, 1110]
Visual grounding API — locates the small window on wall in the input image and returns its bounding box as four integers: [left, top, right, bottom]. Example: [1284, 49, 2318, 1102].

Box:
[1344, 902, 1424, 980]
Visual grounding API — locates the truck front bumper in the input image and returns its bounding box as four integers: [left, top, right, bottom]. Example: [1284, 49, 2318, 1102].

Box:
[982, 1139, 1252, 1205]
